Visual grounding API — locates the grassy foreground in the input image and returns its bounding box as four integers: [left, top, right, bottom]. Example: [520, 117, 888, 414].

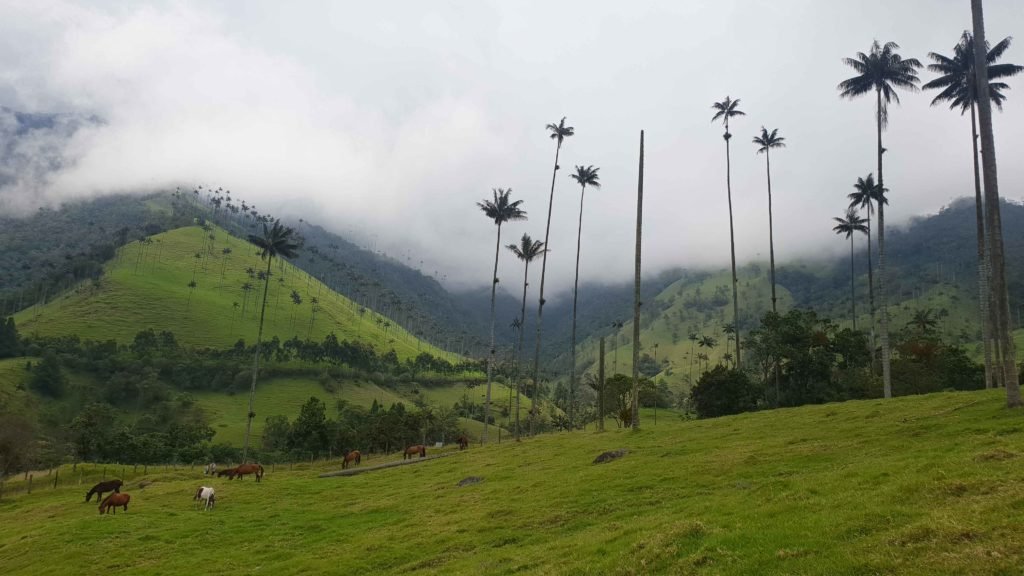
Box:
[2, 389, 1024, 575]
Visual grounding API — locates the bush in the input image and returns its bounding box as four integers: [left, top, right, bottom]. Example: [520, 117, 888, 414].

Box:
[690, 367, 757, 419]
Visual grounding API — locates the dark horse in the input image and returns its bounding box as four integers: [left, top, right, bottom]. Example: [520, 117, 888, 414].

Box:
[342, 450, 362, 470]
[456, 435, 469, 450]
[99, 493, 131, 515]
[86, 479, 123, 503]
[403, 445, 426, 460]
[226, 463, 264, 482]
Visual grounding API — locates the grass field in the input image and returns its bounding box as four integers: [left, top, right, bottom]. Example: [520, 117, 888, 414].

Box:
[2, 389, 1023, 575]
[13, 225, 447, 360]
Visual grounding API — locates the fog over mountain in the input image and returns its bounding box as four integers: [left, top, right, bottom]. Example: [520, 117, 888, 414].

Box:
[1, 0, 1022, 293]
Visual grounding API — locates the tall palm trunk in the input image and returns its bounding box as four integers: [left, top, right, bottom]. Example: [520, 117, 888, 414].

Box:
[513, 260, 531, 441]
[850, 234, 857, 329]
[972, 0, 1021, 406]
[242, 256, 274, 461]
[569, 183, 588, 429]
[598, 336, 606, 432]
[970, 102, 996, 389]
[483, 222, 503, 444]
[875, 88, 893, 399]
[531, 140, 563, 435]
[864, 207, 877, 371]
[724, 124, 741, 365]
[631, 130, 644, 430]
[765, 149, 778, 313]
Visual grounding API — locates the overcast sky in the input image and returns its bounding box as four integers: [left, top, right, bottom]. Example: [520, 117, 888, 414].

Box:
[1, 0, 1022, 295]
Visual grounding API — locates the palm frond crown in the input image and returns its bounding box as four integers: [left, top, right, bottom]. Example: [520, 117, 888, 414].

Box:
[833, 207, 869, 238]
[546, 117, 575, 146]
[248, 220, 300, 261]
[507, 233, 547, 262]
[923, 32, 1022, 113]
[753, 127, 786, 153]
[570, 165, 601, 188]
[847, 173, 888, 215]
[710, 96, 745, 132]
[838, 40, 923, 126]
[477, 188, 527, 226]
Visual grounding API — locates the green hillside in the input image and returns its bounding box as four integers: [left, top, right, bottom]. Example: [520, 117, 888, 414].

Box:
[2, 390, 1023, 574]
[14, 225, 445, 360]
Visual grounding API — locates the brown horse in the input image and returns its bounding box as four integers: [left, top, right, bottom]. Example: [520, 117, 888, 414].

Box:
[403, 445, 426, 460]
[456, 435, 469, 450]
[85, 479, 123, 503]
[216, 467, 235, 478]
[342, 450, 362, 469]
[228, 463, 264, 482]
[98, 493, 131, 515]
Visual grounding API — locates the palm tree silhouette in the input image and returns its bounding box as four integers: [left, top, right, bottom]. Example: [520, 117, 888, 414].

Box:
[242, 219, 299, 461]
[847, 173, 884, 346]
[969, 0, 1021, 405]
[839, 40, 922, 399]
[507, 233, 546, 441]
[531, 116, 574, 436]
[924, 31, 1021, 389]
[477, 188, 527, 443]
[833, 206, 869, 329]
[711, 96, 746, 365]
[752, 127, 786, 313]
[908, 308, 938, 335]
[567, 165, 600, 428]
[687, 332, 699, 384]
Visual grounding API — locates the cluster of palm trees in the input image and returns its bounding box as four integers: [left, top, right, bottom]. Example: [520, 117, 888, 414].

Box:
[709, 97, 786, 369]
[478, 117, 611, 440]
[831, 10, 1021, 406]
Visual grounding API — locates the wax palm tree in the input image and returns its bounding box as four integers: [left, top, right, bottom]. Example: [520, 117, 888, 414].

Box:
[908, 308, 938, 335]
[838, 40, 922, 399]
[924, 31, 1022, 389]
[753, 127, 786, 313]
[970, 0, 1021, 406]
[242, 219, 299, 460]
[687, 332, 699, 384]
[530, 117, 574, 436]
[477, 188, 527, 443]
[833, 207, 869, 329]
[711, 96, 745, 365]
[847, 174, 884, 337]
[507, 233, 546, 441]
[567, 165, 600, 427]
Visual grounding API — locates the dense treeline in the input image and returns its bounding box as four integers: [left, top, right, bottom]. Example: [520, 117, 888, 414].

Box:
[687, 309, 987, 418]
[261, 396, 464, 461]
[0, 320, 484, 475]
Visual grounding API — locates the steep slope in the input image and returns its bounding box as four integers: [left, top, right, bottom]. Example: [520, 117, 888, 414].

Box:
[14, 225, 446, 360]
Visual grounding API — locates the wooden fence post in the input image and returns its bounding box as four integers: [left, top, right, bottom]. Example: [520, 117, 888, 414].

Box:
[102, 467, 106, 480]
[53, 470, 59, 489]
[27, 474, 32, 494]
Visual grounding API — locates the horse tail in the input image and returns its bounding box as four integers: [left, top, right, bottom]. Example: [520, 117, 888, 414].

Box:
[259, 464, 265, 476]
[356, 452, 361, 465]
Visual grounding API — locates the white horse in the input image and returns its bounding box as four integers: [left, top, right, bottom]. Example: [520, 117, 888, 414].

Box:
[203, 462, 217, 476]
[194, 486, 215, 511]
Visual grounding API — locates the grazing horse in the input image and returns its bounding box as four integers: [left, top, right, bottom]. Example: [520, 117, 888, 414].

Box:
[228, 463, 264, 482]
[456, 435, 469, 450]
[204, 462, 217, 476]
[403, 445, 426, 460]
[216, 467, 235, 478]
[194, 486, 216, 511]
[342, 450, 362, 470]
[98, 493, 131, 515]
[85, 479, 123, 503]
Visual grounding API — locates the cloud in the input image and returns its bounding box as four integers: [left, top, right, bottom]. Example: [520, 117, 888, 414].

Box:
[1, 0, 1022, 296]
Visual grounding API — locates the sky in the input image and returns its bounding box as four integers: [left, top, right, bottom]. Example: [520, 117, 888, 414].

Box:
[1, 0, 1022, 296]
